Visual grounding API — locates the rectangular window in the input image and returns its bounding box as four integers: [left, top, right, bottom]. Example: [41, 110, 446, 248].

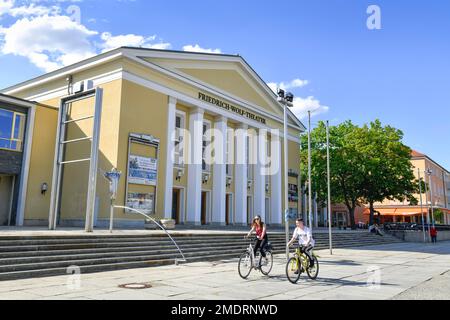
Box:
[0, 108, 26, 152]
[174, 113, 185, 167]
[202, 121, 211, 172]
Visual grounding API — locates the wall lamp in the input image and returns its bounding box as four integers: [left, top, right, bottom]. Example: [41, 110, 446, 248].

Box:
[176, 169, 184, 181]
[41, 183, 48, 195]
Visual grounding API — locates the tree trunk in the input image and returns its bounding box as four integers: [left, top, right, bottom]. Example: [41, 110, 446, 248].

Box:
[349, 207, 357, 230]
[369, 202, 375, 226]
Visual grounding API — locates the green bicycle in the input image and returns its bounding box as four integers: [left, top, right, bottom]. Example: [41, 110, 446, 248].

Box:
[286, 245, 319, 284]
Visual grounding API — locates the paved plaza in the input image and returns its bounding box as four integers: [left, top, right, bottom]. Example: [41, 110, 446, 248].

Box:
[0, 241, 449, 300]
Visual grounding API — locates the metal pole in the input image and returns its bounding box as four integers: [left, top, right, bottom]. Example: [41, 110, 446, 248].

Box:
[284, 102, 290, 261]
[428, 171, 435, 227]
[424, 172, 431, 242]
[299, 142, 303, 219]
[109, 199, 114, 233]
[85, 89, 103, 233]
[308, 111, 313, 231]
[418, 169, 426, 243]
[326, 121, 333, 255]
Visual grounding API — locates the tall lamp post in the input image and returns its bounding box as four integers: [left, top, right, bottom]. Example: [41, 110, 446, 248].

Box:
[308, 111, 313, 231]
[418, 169, 426, 243]
[426, 168, 435, 227]
[277, 89, 294, 261]
[326, 121, 333, 255]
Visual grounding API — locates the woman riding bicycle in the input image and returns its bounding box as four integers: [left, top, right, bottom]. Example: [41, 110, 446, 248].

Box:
[287, 219, 315, 268]
[245, 215, 268, 264]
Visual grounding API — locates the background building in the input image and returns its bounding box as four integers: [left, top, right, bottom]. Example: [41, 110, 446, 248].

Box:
[359, 150, 450, 225]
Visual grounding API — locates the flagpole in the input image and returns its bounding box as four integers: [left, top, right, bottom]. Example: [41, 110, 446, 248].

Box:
[326, 121, 333, 255]
[308, 111, 313, 231]
[418, 169, 426, 243]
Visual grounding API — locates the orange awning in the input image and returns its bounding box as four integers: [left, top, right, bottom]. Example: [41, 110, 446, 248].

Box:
[363, 207, 428, 216]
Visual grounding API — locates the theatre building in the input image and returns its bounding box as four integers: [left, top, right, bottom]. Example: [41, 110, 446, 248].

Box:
[0, 48, 305, 229]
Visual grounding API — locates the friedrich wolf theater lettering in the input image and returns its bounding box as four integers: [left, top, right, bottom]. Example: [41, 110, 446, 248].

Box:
[198, 92, 266, 124]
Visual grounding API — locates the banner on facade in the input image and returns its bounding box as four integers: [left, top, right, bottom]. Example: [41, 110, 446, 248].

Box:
[126, 193, 154, 214]
[128, 155, 158, 186]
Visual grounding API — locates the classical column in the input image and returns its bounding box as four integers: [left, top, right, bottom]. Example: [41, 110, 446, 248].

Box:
[234, 124, 248, 226]
[163, 97, 177, 219]
[270, 132, 282, 225]
[186, 108, 204, 225]
[254, 128, 267, 222]
[212, 116, 227, 225]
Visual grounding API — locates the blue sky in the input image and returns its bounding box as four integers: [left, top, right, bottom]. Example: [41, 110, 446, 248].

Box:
[1, 0, 449, 169]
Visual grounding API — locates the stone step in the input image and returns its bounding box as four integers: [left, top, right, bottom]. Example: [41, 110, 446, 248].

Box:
[0, 237, 396, 264]
[0, 232, 376, 249]
[0, 233, 375, 246]
[0, 233, 403, 280]
[0, 237, 396, 254]
[0, 238, 401, 281]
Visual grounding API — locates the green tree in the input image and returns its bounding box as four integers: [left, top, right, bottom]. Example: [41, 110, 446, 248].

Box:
[433, 209, 444, 225]
[300, 121, 365, 229]
[355, 120, 420, 225]
[300, 119, 419, 229]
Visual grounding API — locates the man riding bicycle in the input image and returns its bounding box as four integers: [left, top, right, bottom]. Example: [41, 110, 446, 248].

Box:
[287, 219, 315, 268]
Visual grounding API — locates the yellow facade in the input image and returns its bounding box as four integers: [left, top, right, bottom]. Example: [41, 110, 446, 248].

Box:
[2, 48, 304, 228]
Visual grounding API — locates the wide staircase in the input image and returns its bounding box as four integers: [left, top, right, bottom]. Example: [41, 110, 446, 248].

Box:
[0, 231, 403, 281]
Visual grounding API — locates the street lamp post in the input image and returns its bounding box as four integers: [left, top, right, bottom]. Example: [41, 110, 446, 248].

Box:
[308, 111, 313, 231]
[418, 169, 426, 243]
[277, 89, 294, 261]
[427, 168, 436, 227]
[326, 121, 333, 255]
[424, 171, 432, 242]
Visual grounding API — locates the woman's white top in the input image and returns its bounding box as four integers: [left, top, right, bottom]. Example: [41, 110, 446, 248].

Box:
[293, 227, 315, 247]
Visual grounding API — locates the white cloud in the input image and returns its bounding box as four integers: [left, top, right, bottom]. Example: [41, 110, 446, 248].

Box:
[0, 1, 172, 71]
[0, 0, 14, 17]
[0, 14, 97, 72]
[267, 78, 309, 93]
[100, 32, 171, 53]
[182, 44, 222, 54]
[291, 96, 329, 119]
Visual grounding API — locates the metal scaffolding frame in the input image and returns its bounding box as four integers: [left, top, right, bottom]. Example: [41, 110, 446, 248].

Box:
[48, 88, 103, 232]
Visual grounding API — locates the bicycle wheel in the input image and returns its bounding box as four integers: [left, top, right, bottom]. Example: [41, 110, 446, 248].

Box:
[306, 255, 319, 280]
[238, 251, 253, 279]
[260, 251, 274, 276]
[286, 257, 301, 284]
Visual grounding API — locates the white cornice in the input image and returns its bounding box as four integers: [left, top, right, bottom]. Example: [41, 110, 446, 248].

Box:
[124, 54, 303, 133]
[1, 51, 123, 95]
[122, 70, 300, 143]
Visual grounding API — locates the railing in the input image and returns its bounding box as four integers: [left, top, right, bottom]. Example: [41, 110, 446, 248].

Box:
[113, 206, 187, 265]
[384, 223, 450, 232]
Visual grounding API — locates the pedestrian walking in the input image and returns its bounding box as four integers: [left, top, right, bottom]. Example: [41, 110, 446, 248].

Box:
[430, 226, 438, 243]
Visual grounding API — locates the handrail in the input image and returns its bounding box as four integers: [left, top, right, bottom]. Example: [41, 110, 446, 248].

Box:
[113, 205, 187, 264]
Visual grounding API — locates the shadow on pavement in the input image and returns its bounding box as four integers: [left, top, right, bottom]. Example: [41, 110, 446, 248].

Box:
[338, 241, 450, 255]
[265, 274, 397, 288]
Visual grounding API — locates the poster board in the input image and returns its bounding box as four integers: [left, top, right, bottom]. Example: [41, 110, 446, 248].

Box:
[125, 133, 160, 215]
